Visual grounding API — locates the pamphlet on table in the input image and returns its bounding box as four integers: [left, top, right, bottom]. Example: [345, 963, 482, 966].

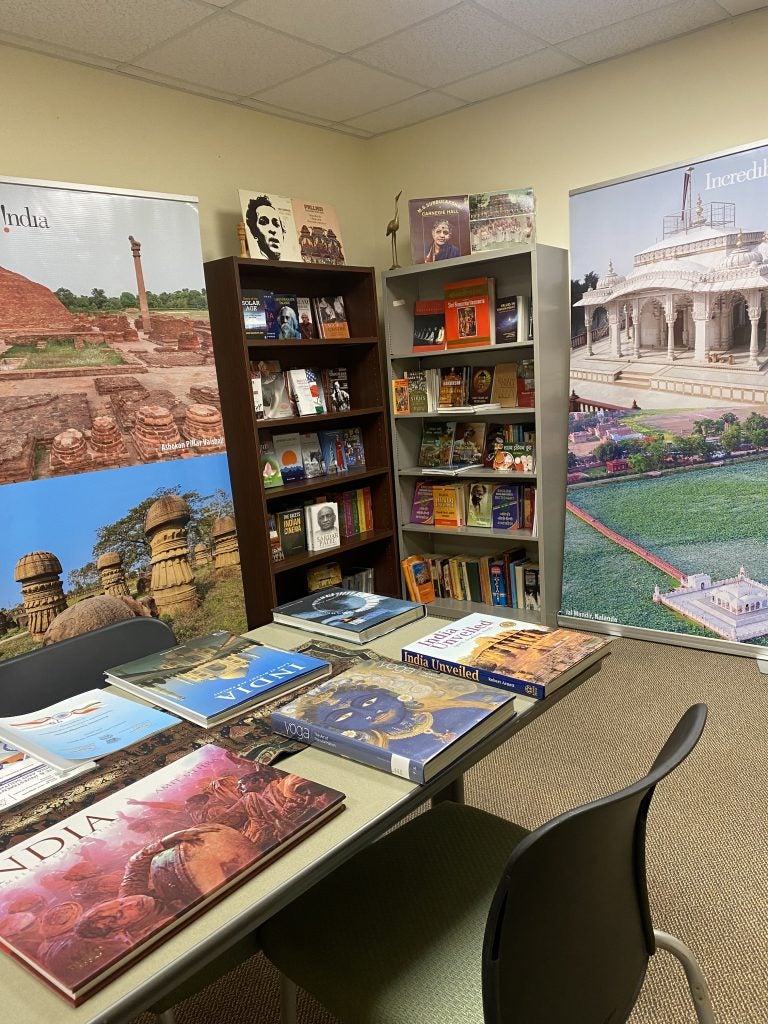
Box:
[0, 744, 92, 810]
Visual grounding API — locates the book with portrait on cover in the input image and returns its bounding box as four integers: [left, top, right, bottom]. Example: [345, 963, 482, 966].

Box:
[272, 588, 425, 644]
[402, 614, 611, 700]
[270, 660, 516, 783]
[0, 744, 344, 1004]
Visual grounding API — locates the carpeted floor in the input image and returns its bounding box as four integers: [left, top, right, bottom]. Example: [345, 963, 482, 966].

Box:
[133, 636, 768, 1023]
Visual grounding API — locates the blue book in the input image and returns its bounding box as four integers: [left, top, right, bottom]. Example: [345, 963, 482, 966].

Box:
[272, 589, 425, 644]
[271, 661, 516, 783]
[105, 631, 331, 727]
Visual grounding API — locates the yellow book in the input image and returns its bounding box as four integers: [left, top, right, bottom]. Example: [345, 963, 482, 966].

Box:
[433, 484, 465, 528]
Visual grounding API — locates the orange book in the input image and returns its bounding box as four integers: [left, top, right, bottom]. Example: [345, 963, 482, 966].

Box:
[401, 555, 436, 603]
[444, 277, 496, 348]
[433, 484, 465, 528]
[391, 378, 410, 415]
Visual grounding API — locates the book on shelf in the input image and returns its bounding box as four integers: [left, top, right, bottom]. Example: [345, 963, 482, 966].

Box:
[433, 483, 465, 528]
[323, 367, 351, 412]
[297, 296, 317, 338]
[469, 366, 495, 405]
[494, 294, 523, 344]
[275, 507, 306, 557]
[483, 423, 535, 470]
[0, 745, 92, 811]
[271, 660, 515, 783]
[268, 515, 284, 562]
[272, 432, 305, 484]
[300, 431, 327, 478]
[293, 198, 346, 266]
[402, 614, 611, 700]
[341, 566, 375, 592]
[287, 368, 326, 416]
[444, 277, 496, 348]
[342, 427, 366, 470]
[408, 195, 470, 265]
[241, 290, 269, 340]
[410, 480, 434, 525]
[494, 442, 535, 473]
[469, 189, 536, 253]
[257, 361, 296, 419]
[319, 429, 348, 475]
[491, 483, 522, 530]
[450, 422, 486, 467]
[239, 190, 303, 262]
[306, 561, 343, 592]
[305, 501, 341, 552]
[405, 370, 429, 413]
[249, 362, 265, 419]
[266, 293, 302, 340]
[0, 743, 344, 1004]
[391, 378, 410, 415]
[0, 690, 179, 773]
[522, 563, 541, 612]
[418, 421, 456, 468]
[272, 589, 425, 644]
[401, 555, 436, 604]
[412, 299, 446, 352]
[489, 362, 519, 407]
[437, 366, 466, 408]
[517, 358, 536, 407]
[106, 631, 331, 728]
[313, 296, 350, 339]
[466, 482, 493, 527]
[259, 442, 283, 489]
[522, 483, 536, 531]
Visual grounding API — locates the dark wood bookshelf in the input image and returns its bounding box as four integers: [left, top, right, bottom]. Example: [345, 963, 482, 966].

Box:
[204, 256, 400, 627]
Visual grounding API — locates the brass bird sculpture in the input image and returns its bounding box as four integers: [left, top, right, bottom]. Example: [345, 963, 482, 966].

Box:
[386, 190, 403, 270]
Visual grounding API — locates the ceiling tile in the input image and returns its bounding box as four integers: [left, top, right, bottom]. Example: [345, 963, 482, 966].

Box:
[254, 58, 421, 121]
[332, 125, 375, 138]
[135, 12, 331, 94]
[118, 64, 241, 101]
[475, 0, 678, 45]
[232, 0, 457, 52]
[558, 0, 726, 63]
[443, 48, 583, 102]
[354, 2, 544, 88]
[241, 97, 336, 126]
[0, 32, 121, 68]
[0, 0, 211, 63]
[716, 0, 768, 11]
[344, 90, 463, 133]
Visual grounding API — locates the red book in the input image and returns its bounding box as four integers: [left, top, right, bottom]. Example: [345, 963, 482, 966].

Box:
[0, 745, 344, 1004]
[444, 277, 496, 348]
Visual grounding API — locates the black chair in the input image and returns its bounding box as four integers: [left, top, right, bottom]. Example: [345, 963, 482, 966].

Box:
[260, 704, 715, 1024]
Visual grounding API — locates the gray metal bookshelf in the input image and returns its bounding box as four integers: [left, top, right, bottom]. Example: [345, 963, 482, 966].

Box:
[382, 244, 570, 627]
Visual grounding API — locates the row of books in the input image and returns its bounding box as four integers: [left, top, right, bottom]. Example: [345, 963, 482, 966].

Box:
[269, 487, 374, 559]
[393, 360, 533, 415]
[402, 550, 540, 610]
[306, 562, 375, 593]
[418, 420, 535, 471]
[411, 281, 533, 352]
[242, 289, 350, 340]
[251, 361, 351, 419]
[261, 426, 366, 487]
[411, 480, 536, 531]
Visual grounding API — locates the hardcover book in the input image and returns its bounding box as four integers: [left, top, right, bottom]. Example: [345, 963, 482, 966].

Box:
[444, 278, 496, 348]
[408, 195, 470, 265]
[324, 367, 351, 412]
[271, 661, 515, 783]
[287, 368, 325, 416]
[292, 199, 346, 266]
[306, 562, 343, 592]
[300, 432, 327, 478]
[257, 361, 295, 419]
[418, 421, 456, 468]
[305, 502, 341, 552]
[489, 363, 519, 408]
[319, 430, 348, 475]
[402, 614, 611, 700]
[0, 744, 344, 1004]
[401, 555, 435, 603]
[106, 632, 330, 727]
[239, 191, 303, 262]
[412, 299, 446, 352]
[410, 481, 434, 525]
[276, 507, 307, 558]
[491, 484, 522, 530]
[268, 293, 302, 340]
[272, 589, 425, 644]
[297, 296, 317, 338]
[272, 432, 305, 484]
[241, 290, 269, 339]
[313, 296, 350, 339]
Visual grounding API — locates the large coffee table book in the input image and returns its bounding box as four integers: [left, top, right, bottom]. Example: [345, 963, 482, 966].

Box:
[272, 588, 425, 644]
[383, 245, 570, 628]
[105, 630, 331, 728]
[0, 744, 344, 1004]
[0, 690, 180, 772]
[270, 660, 516, 783]
[402, 613, 611, 699]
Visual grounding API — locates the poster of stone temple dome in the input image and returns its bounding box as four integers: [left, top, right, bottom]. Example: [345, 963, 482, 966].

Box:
[562, 139, 768, 654]
[0, 176, 246, 661]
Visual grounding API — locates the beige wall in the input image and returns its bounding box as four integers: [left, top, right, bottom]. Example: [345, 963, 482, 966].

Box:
[3, 7, 768, 276]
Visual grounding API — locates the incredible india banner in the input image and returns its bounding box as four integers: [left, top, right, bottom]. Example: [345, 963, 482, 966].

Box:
[0, 176, 246, 662]
[563, 140, 768, 651]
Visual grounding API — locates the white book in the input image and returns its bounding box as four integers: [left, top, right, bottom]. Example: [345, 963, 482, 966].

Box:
[251, 366, 264, 419]
[288, 368, 325, 416]
[305, 502, 341, 552]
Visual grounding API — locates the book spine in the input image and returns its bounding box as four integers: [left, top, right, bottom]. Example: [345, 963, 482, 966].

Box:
[401, 650, 538, 699]
[362, 487, 373, 531]
[270, 711, 424, 781]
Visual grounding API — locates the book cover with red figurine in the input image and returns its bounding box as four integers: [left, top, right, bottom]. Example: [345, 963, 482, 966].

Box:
[0, 745, 344, 1004]
[444, 278, 496, 348]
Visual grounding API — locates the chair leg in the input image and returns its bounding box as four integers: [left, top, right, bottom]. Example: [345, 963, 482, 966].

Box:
[156, 1010, 177, 1024]
[279, 972, 298, 1024]
[654, 929, 716, 1024]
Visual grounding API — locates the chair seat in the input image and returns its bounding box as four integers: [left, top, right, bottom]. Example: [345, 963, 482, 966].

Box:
[260, 802, 530, 1024]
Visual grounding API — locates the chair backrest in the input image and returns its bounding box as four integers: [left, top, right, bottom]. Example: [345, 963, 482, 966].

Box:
[482, 703, 707, 1024]
[0, 617, 176, 715]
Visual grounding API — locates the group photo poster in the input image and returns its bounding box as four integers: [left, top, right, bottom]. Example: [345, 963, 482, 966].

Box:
[0, 176, 246, 661]
[563, 139, 768, 650]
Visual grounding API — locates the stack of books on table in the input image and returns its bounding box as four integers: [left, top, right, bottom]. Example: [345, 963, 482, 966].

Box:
[272, 588, 425, 645]
[105, 630, 331, 728]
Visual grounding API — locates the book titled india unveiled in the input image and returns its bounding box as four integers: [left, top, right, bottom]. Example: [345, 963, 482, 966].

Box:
[0, 744, 345, 1004]
[402, 614, 611, 700]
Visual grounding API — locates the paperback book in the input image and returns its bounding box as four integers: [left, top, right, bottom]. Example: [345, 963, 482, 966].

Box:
[410, 481, 434, 525]
[412, 299, 446, 352]
[324, 368, 351, 412]
[300, 431, 327, 478]
[0, 743, 344, 1003]
[444, 278, 496, 348]
[272, 589, 425, 644]
[272, 432, 305, 484]
[267, 294, 302, 340]
[402, 614, 611, 700]
[271, 661, 515, 783]
[239, 191, 302, 262]
[405, 370, 429, 413]
[292, 198, 346, 265]
[259, 442, 283, 489]
[276, 507, 306, 558]
[319, 430, 348, 475]
[297, 296, 317, 338]
[491, 484, 522, 530]
[287, 368, 325, 416]
[418, 421, 456, 468]
[466, 482, 492, 527]
[401, 555, 436, 604]
[257, 361, 295, 419]
[106, 632, 330, 727]
[392, 378, 410, 415]
[241, 290, 269, 339]
[342, 427, 366, 470]
[313, 296, 350, 339]
[451, 422, 486, 467]
[408, 195, 470, 265]
[305, 502, 341, 552]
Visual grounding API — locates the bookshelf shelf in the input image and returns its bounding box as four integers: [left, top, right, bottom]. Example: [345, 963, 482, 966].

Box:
[383, 244, 570, 626]
[204, 256, 399, 626]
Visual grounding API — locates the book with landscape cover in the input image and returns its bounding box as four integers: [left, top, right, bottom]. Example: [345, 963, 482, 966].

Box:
[412, 299, 446, 352]
[444, 278, 496, 348]
[272, 589, 425, 644]
[408, 195, 470, 265]
[271, 660, 515, 783]
[106, 632, 330, 727]
[402, 614, 611, 700]
[0, 744, 344, 1004]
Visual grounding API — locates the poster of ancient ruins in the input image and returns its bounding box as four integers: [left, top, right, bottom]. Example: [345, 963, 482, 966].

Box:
[0, 177, 246, 660]
[563, 140, 768, 651]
